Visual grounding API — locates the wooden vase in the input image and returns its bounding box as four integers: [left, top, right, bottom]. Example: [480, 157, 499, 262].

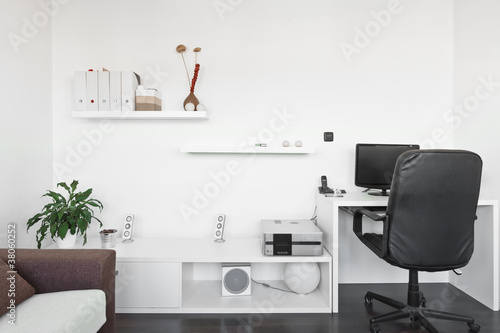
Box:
[183, 92, 199, 111]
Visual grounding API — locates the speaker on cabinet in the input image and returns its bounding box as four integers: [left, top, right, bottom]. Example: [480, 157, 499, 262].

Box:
[222, 264, 251, 296]
[214, 214, 226, 243]
[122, 214, 134, 243]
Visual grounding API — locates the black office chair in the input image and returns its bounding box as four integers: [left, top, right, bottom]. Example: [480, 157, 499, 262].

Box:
[353, 149, 482, 333]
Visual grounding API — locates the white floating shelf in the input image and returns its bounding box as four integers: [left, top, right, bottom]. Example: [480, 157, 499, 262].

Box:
[72, 111, 208, 120]
[180, 145, 315, 154]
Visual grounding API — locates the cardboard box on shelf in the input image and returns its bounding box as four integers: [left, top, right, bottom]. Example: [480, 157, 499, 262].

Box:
[135, 85, 161, 111]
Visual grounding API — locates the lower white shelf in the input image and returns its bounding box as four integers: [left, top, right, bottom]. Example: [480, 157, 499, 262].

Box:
[181, 279, 331, 313]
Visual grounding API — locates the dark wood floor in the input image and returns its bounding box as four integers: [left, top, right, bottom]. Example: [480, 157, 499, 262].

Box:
[116, 283, 500, 333]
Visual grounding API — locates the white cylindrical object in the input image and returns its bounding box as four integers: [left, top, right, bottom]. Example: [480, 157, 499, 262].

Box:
[56, 233, 77, 249]
[283, 262, 320, 294]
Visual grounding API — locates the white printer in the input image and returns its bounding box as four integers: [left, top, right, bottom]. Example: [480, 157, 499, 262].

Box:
[261, 219, 323, 256]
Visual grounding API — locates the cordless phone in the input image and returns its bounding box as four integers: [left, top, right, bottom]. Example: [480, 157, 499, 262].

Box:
[319, 175, 334, 194]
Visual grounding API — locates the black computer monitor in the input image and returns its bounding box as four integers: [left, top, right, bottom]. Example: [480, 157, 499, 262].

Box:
[355, 143, 420, 196]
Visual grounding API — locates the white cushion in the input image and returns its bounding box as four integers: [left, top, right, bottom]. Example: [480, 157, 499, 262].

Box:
[0, 289, 106, 333]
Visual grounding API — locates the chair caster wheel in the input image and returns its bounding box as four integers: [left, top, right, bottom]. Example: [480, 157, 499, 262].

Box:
[468, 322, 480, 332]
[364, 295, 373, 306]
[369, 324, 381, 333]
[420, 296, 427, 307]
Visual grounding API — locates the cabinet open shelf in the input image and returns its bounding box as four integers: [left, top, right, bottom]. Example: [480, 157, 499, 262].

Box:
[72, 111, 208, 120]
[181, 279, 330, 313]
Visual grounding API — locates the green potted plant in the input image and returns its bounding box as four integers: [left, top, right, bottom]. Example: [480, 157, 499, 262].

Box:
[27, 180, 103, 249]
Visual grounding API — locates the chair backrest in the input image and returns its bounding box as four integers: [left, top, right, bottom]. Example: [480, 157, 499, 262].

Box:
[385, 149, 482, 271]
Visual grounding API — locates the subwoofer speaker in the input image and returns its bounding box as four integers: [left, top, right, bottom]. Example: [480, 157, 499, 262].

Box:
[222, 264, 251, 296]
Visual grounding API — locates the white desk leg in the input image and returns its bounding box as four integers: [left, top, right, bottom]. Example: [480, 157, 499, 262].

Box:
[449, 204, 499, 311]
[316, 195, 339, 313]
[332, 204, 339, 313]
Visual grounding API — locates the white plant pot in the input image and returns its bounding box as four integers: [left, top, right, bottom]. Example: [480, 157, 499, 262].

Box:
[56, 233, 77, 249]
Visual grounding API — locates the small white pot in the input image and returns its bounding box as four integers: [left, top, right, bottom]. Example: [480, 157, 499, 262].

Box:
[55, 233, 77, 249]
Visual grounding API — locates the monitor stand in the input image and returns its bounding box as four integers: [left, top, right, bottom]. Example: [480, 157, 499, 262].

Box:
[368, 189, 389, 196]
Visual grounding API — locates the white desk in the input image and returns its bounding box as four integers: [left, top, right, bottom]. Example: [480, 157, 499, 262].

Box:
[316, 192, 499, 313]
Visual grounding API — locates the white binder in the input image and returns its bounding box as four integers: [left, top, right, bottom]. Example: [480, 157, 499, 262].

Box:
[74, 71, 87, 111]
[98, 71, 110, 111]
[109, 71, 122, 111]
[86, 71, 99, 111]
[121, 71, 140, 111]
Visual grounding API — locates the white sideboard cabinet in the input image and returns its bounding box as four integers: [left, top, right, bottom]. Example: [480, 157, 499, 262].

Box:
[71, 237, 332, 313]
[115, 262, 181, 309]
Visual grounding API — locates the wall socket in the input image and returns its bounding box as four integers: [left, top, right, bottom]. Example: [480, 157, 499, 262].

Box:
[324, 132, 334, 142]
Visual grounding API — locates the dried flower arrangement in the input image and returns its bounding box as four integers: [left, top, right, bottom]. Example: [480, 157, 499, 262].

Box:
[177, 44, 205, 111]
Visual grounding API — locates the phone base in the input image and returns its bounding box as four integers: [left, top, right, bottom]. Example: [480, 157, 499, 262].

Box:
[318, 186, 334, 194]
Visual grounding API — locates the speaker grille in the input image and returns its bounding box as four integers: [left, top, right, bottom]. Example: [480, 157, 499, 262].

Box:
[224, 268, 250, 294]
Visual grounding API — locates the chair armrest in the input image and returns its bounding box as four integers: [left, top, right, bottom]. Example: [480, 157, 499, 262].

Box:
[353, 208, 386, 240]
[353, 208, 389, 258]
[0, 249, 116, 333]
[354, 208, 385, 221]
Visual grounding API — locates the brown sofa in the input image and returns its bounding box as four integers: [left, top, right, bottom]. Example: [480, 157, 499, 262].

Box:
[0, 249, 116, 333]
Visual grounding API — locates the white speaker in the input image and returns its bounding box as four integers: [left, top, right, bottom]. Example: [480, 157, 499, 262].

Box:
[214, 214, 225, 243]
[122, 214, 134, 243]
[222, 264, 251, 296]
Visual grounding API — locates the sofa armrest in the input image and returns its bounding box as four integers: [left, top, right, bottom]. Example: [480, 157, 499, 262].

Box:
[0, 249, 116, 333]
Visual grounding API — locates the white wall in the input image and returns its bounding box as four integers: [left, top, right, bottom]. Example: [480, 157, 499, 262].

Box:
[453, 0, 500, 200]
[453, 0, 500, 298]
[51, 0, 454, 241]
[0, 0, 53, 247]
